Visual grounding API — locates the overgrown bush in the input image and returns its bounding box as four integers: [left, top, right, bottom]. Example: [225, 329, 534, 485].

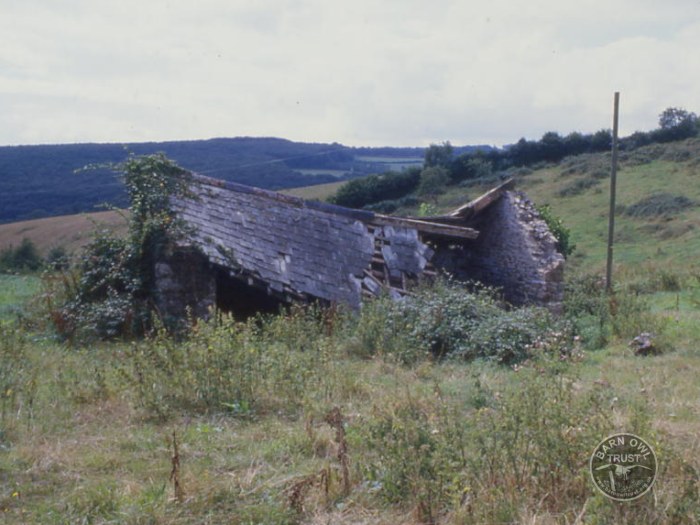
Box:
[625, 192, 697, 219]
[0, 238, 43, 272]
[560, 153, 610, 178]
[558, 176, 601, 197]
[46, 246, 69, 271]
[563, 273, 610, 349]
[350, 280, 572, 365]
[47, 154, 193, 341]
[564, 271, 671, 349]
[536, 204, 576, 258]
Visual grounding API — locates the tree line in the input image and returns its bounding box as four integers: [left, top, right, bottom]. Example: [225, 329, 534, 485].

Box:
[330, 107, 699, 209]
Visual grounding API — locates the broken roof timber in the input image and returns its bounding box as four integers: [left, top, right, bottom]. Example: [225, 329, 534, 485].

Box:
[448, 178, 515, 219]
[404, 178, 515, 226]
[371, 215, 478, 239]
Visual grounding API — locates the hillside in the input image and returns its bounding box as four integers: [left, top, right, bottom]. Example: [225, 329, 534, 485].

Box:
[2, 138, 700, 271]
[516, 138, 700, 270]
[0, 138, 488, 224]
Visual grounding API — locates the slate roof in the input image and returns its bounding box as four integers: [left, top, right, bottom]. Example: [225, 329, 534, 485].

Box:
[173, 174, 501, 308]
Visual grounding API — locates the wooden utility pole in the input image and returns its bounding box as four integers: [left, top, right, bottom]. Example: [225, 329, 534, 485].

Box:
[606, 92, 620, 292]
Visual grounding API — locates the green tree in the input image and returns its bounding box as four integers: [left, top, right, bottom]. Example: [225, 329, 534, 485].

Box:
[658, 107, 698, 130]
[417, 167, 449, 199]
[424, 141, 454, 169]
[539, 131, 565, 162]
[655, 107, 699, 141]
[329, 169, 420, 209]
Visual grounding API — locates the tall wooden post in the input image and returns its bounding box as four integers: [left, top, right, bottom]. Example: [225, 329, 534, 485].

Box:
[605, 92, 620, 292]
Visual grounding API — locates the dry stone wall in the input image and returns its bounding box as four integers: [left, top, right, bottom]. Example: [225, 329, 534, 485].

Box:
[153, 247, 216, 324]
[433, 191, 564, 310]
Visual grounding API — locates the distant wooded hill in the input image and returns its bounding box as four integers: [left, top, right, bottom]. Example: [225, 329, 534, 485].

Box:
[0, 137, 486, 224]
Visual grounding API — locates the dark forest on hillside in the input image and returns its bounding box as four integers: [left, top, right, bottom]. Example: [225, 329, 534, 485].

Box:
[0, 137, 487, 223]
[2, 105, 695, 224]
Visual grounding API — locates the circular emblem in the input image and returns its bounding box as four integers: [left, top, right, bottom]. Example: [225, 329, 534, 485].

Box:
[590, 433, 657, 500]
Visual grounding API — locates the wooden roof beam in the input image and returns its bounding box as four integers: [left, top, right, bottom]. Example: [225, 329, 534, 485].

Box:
[371, 215, 479, 240]
[448, 178, 514, 219]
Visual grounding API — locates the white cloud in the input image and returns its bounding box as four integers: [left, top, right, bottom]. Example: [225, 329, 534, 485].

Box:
[1, 0, 699, 146]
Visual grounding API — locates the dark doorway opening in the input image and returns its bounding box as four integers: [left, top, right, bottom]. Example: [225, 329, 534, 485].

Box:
[214, 267, 288, 319]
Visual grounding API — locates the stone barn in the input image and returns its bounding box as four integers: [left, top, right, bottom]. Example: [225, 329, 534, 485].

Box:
[154, 174, 564, 321]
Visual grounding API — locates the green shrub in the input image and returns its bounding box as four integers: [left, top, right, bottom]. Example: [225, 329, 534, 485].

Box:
[558, 176, 601, 197]
[351, 280, 572, 365]
[363, 195, 419, 214]
[417, 166, 450, 198]
[0, 238, 43, 273]
[363, 395, 468, 523]
[563, 273, 610, 349]
[48, 154, 193, 341]
[564, 271, 671, 348]
[46, 245, 70, 271]
[329, 169, 421, 208]
[536, 204, 576, 258]
[625, 193, 696, 218]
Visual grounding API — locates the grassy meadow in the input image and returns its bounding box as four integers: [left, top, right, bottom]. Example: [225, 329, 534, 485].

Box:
[1, 139, 700, 523]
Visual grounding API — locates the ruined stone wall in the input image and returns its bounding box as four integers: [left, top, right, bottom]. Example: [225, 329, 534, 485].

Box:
[432, 191, 564, 310]
[154, 247, 216, 325]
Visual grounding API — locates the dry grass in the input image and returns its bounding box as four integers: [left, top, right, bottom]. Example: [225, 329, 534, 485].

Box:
[0, 210, 127, 256]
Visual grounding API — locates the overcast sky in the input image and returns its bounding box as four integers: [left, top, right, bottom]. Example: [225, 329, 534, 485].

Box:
[1, 0, 699, 147]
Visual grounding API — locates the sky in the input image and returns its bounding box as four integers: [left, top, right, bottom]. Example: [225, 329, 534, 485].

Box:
[1, 0, 699, 148]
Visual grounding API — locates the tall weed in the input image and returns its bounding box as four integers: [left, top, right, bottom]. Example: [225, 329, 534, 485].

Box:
[361, 356, 611, 523]
[0, 322, 37, 444]
[121, 309, 338, 419]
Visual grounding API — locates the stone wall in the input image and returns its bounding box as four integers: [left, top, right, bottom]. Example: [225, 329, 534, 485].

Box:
[154, 247, 216, 325]
[432, 191, 565, 310]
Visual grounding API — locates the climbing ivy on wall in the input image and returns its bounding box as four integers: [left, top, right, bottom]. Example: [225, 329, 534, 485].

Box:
[50, 154, 193, 340]
[536, 204, 575, 258]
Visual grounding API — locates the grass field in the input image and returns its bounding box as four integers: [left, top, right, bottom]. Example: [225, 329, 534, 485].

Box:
[355, 156, 423, 172]
[294, 169, 348, 178]
[0, 283, 698, 523]
[281, 180, 348, 201]
[0, 274, 40, 321]
[0, 210, 127, 257]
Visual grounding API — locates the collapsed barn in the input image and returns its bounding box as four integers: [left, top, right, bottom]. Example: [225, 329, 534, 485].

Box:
[154, 174, 565, 321]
